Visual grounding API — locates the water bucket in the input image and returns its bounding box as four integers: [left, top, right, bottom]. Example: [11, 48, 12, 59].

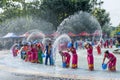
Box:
[102, 63, 107, 70]
[41, 53, 45, 58]
[62, 62, 66, 68]
[67, 42, 72, 48]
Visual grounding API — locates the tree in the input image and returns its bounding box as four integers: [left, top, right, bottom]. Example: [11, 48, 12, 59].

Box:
[0, 0, 112, 36]
[90, 0, 104, 9]
[91, 8, 111, 38]
[110, 24, 120, 37]
[0, 0, 7, 7]
[92, 8, 110, 28]
[40, 0, 93, 28]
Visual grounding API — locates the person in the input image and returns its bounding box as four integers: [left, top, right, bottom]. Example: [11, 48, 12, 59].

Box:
[96, 44, 101, 55]
[85, 43, 94, 71]
[20, 44, 28, 60]
[109, 39, 113, 48]
[37, 43, 43, 64]
[12, 45, 19, 57]
[31, 43, 38, 63]
[25, 43, 32, 62]
[45, 43, 52, 65]
[106, 40, 109, 48]
[68, 43, 78, 69]
[102, 50, 117, 71]
[59, 51, 71, 68]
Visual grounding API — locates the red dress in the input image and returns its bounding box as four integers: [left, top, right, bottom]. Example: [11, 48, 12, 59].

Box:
[62, 52, 71, 67]
[104, 53, 116, 71]
[96, 45, 101, 55]
[87, 46, 94, 70]
[31, 47, 38, 63]
[70, 47, 78, 69]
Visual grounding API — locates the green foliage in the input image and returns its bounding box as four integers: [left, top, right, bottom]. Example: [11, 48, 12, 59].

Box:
[111, 24, 120, 37]
[41, 0, 92, 26]
[92, 8, 110, 28]
[91, 8, 112, 37]
[0, 0, 7, 7]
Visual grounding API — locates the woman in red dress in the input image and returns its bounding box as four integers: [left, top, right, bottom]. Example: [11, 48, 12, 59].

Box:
[68, 44, 78, 69]
[85, 43, 94, 71]
[59, 51, 71, 68]
[102, 50, 117, 71]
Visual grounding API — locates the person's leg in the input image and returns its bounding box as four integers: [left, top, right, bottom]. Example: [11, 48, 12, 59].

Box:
[87, 56, 94, 71]
[108, 62, 112, 71]
[66, 55, 70, 68]
[21, 52, 23, 59]
[72, 55, 77, 69]
[49, 55, 52, 65]
[111, 59, 116, 71]
[45, 54, 48, 65]
[39, 53, 43, 64]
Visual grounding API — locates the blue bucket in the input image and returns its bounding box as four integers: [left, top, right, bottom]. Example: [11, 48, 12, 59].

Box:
[67, 42, 72, 48]
[102, 63, 107, 70]
[62, 62, 66, 68]
[41, 53, 45, 58]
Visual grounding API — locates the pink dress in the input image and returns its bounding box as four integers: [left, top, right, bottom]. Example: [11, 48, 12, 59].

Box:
[104, 53, 116, 71]
[87, 46, 94, 70]
[26, 50, 32, 62]
[62, 52, 71, 67]
[31, 48, 38, 63]
[12, 47, 18, 57]
[70, 47, 78, 68]
[106, 40, 109, 48]
[96, 45, 101, 55]
[110, 39, 113, 48]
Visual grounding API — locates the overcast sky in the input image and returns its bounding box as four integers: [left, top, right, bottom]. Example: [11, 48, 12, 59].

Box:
[102, 0, 120, 27]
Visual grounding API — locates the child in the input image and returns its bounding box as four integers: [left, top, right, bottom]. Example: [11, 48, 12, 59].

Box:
[59, 51, 71, 68]
[85, 43, 94, 71]
[102, 50, 117, 71]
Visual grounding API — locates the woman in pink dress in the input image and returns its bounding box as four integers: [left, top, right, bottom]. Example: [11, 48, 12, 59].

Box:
[68, 44, 78, 69]
[25, 45, 32, 62]
[31, 44, 38, 63]
[109, 39, 113, 48]
[85, 43, 94, 71]
[59, 51, 71, 68]
[102, 50, 117, 71]
[96, 44, 101, 55]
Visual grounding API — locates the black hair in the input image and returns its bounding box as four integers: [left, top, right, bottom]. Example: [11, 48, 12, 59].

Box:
[59, 51, 62, 53]
[104, 50, 109, 54]
[49, 43, 51, 45]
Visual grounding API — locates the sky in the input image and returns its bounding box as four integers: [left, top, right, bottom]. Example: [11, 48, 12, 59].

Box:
[102, 0, 120, 27]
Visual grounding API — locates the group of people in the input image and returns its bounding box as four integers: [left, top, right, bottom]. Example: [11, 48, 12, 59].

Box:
[78, 38, 114, 49]
[12, 39, 117, 72]
[12, 41, 54, 65]
[59, 42, 117, 72]
[59, 43, 78, 69]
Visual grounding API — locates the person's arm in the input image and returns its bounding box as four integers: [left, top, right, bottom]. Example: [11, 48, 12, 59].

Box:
[102, 56, 106, 64]
[67, 48, 70, 52]
[44, 46, 47, 53]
